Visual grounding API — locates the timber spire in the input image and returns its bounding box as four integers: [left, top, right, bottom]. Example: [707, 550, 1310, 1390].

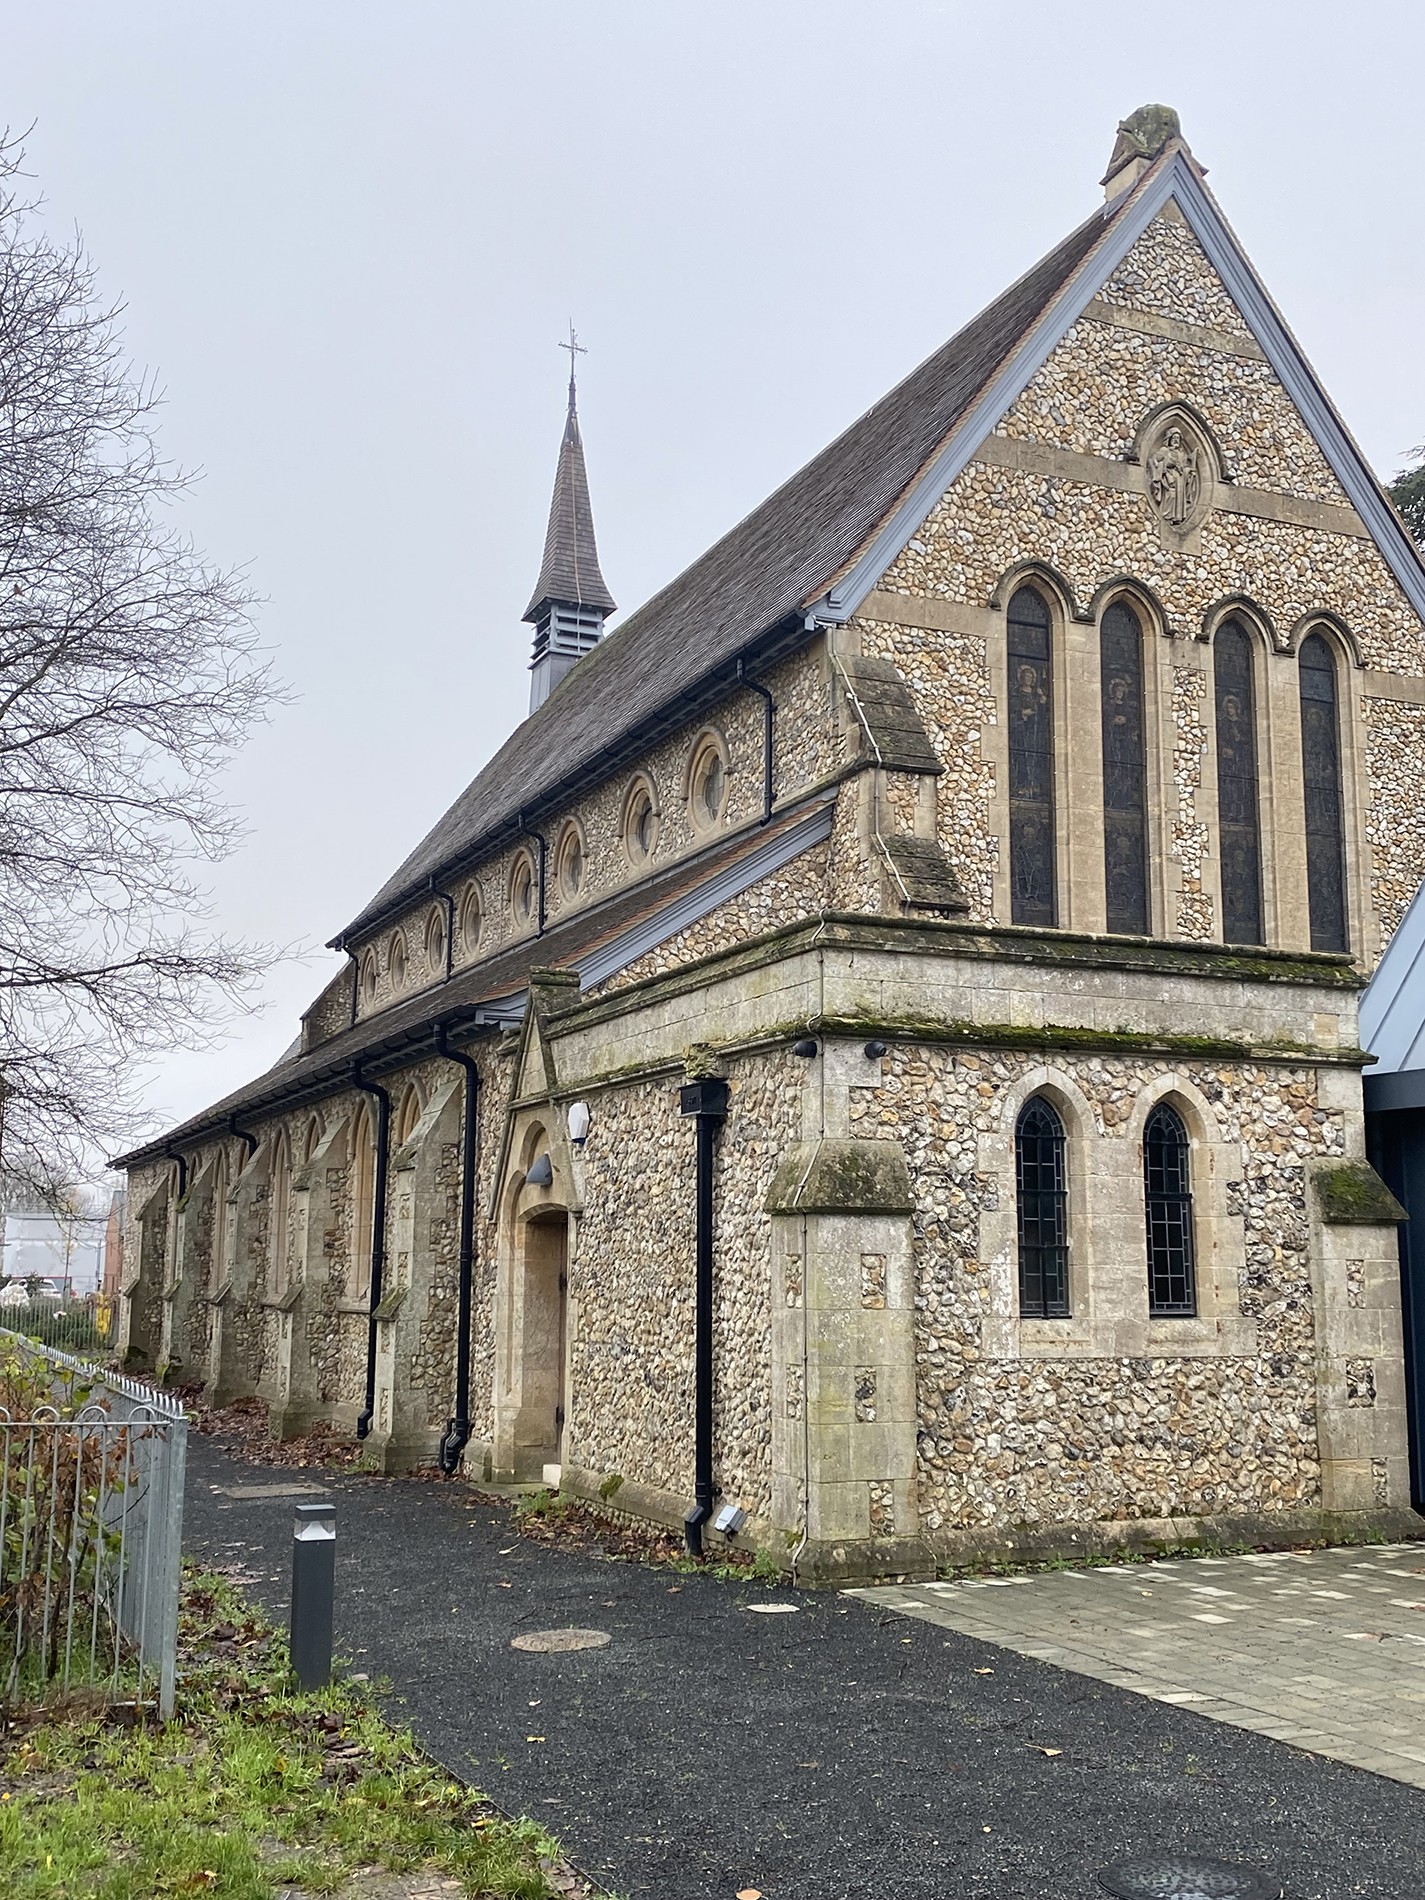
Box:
[524, 328, 616, 713]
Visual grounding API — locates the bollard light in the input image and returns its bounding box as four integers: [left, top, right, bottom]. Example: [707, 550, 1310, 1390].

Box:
[290, 1501, 336, 1690]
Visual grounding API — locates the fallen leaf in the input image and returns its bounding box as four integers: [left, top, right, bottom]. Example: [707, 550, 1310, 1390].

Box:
[737, 1890, 763, 1899]
[499, 1546, 517, 1555]
[497, 1581, 512, 1589]
[972, 1667, 994, 1675]
[526, 1735, 545, 1743]
[1031, 1746, 1063, 1757]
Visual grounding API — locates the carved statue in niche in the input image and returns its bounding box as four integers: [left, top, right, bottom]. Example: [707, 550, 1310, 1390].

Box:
[1147, 423, 1201, 526]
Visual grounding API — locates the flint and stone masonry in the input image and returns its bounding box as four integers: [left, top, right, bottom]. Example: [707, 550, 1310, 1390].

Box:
[115, 109, 1425, 1579]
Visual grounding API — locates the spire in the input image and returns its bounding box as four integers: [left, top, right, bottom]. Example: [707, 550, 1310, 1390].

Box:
[524, 330, 615, 712]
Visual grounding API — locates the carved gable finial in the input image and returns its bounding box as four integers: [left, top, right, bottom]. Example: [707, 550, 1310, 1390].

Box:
[1102, 103, 1187, 197]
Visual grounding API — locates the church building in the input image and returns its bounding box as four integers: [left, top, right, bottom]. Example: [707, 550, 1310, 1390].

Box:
[114, 108, 1425, 1578]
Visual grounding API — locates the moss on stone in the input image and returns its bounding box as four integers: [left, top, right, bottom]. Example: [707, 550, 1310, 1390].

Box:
[1314, 1160, 1406, 1225]
[765, 1138, 913, 1214]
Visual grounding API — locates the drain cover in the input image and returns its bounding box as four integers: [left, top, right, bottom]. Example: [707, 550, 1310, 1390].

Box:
[510, 1628, 611, 1653]
[1097, 1856, 1281, 1900]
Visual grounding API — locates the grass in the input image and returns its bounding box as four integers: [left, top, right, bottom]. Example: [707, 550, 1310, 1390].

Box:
[0, 1566, 561, 1900]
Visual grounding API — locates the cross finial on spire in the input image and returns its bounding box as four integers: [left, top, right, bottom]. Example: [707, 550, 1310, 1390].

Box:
[559, 322, 587, 406]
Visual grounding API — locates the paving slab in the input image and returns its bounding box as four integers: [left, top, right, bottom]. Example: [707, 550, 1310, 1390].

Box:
[184, 1436, 1425, 1900]
[853, 1544, 1425, 1789]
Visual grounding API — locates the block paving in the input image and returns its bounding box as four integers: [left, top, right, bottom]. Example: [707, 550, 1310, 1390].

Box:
[852, 1542, 1425, 1788]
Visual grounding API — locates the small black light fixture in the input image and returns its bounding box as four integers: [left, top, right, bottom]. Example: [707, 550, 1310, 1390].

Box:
[1097, 1856, 1281, 1900]
[863, 1039, 888, 1059]
[791, 1038, 819, 1058]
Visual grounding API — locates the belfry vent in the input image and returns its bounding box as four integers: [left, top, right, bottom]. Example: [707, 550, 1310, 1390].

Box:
[524, 365, 616, 712]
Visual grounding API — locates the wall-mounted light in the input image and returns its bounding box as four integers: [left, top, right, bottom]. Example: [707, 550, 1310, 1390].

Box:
[526, 1152, 554, 1188]
[567, 1101, 591, 1146]
[863, 1040, 888, 1059]
[791, 1038, 819, 1059]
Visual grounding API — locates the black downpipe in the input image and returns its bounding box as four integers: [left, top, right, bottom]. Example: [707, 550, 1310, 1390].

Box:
[228, 1115, 259, 1165]
[434, 1024, 480, 1474]
[351, 1064, 391, 1441]
[679, 1076, 729, 1555]
[737, 658, 776, 826]
[517, 810, 548, 936]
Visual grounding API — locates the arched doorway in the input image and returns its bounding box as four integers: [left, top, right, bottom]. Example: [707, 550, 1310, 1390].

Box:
[516, 1210, 569, 1474]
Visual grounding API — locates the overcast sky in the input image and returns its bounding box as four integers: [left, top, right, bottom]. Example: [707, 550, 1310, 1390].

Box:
[6, 0, 1425, 1147]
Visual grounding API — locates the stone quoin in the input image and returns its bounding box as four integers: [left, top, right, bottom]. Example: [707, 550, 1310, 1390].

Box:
[113, 107, 1425, 1580]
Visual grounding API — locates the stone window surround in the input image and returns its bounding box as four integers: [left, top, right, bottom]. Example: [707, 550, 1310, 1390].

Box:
[984, 564, 1370, 958]
[685, 724, 732, 833]
[620, 772, 661, 868]
[508, 845, 539, 932]
[458, 880, 483, 960]
[387, 928, 409, 992]
[978, 1063, 1255, 1361]
[553, 817, 587, 907]
[423, 902, 448, 975]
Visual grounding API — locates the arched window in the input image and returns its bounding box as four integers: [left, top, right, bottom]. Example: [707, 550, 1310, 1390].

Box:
[351, 1107, 375, 1298]
[1214, 619, 1263, 945]
[1144, 1102, 1195, 1316]
[1007, 587, 1056, 927]
[1100, 600, 1149, 934]
[303, 1115, 322, 1165]
[1299, 632, 1348, 952]
[1015, 1097, 1069, 1317]
[209, 1148, 230, 1292]
[269, 1130, 291, 1298]
[394, 1083, 422, 1147]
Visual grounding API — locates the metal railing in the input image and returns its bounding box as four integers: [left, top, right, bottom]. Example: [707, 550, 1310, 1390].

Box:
[0, 1292, 116, 1361]
[0, 1331, 186, 1717]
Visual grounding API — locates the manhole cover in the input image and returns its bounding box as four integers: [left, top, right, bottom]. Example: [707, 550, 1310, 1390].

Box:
[1097, 1856, 1281, 1900]
[510, 1628, 611, 1653]
[745, 1603, 799, 1614]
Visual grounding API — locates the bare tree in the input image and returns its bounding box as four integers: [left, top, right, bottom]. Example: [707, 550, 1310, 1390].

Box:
[0, 132, 276, 1199]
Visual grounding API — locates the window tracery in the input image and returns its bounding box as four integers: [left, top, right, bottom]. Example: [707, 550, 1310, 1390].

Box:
[424, 904, 448, 973]
[556, 822, 585, 901]
[688, 732, 729, 830]
[459, 883, 482, 957]
[622, 777, 659, 866]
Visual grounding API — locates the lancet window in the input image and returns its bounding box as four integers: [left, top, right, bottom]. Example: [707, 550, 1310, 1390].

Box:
[1007, 587, 1057, 927]
[1100, 600, 1149, 934]
[268, 1130, 291, 1298]
[1144, 1102, 1195, 1317]
[1298, 632, 1348, 953]
[1015, 1097, 1069, 1318]
[1213, 619, 1263, 945]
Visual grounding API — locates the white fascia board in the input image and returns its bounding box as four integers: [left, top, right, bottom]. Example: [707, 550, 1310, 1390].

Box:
[1361, 876, 1425, 1072]
[573, 801, 835, 992]
[813, 153, 1425, 629]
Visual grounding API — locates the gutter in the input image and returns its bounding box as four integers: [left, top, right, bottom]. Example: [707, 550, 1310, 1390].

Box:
[434, 1025, 480, 1474]
[350, 1063, 391, 1441]
[328, 614, 814, 949]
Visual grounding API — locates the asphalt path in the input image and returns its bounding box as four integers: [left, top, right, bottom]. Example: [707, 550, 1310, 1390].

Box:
[183, 1434, 1425, 1900]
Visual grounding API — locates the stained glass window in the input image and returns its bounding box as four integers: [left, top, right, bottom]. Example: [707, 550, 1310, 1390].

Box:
[1007, 587, 1056, 927]
[1016, 1097, 1069, 1317]
[1144, 1102, 1196, 1316]
[1299, 632, 1348, 953]
[1214, 620, 1263, 945]
[1101, 601, 1149, 934]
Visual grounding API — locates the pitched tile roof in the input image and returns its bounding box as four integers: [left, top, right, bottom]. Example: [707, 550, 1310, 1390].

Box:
[342, 193, 1127, 941]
